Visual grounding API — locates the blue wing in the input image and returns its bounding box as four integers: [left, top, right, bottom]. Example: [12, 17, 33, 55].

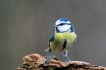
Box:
[49, 34, 54, 42]
[49, 34, 54, 47]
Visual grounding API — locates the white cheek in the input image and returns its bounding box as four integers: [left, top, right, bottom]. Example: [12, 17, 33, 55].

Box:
[57, 25, 71, 32]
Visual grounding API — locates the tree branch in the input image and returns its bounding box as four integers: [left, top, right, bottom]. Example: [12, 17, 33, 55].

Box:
[17, 54, 106, 70]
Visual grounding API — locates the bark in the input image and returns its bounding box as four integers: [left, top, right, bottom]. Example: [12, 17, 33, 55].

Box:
[17, 54, 106, 70]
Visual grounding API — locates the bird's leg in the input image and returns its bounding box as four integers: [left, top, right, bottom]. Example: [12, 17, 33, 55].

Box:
[63, 51, 70, 62]
[44, 52, 53, 64]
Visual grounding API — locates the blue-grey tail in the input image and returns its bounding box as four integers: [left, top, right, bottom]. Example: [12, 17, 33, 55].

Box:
[45, 48, 52, 52]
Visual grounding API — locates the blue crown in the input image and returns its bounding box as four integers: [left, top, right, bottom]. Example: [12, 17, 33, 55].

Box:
[59, 18, 69, 22]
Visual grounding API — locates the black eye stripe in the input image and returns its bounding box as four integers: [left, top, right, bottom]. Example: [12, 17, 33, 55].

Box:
[57, 23, 70, 26]
[60, 23, 64, 25]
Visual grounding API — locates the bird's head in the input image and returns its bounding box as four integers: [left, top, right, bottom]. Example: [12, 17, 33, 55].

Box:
[54, 18, 74, 33]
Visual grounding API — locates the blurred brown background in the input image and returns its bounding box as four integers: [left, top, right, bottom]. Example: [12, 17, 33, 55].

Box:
[0, 0, 106, 70]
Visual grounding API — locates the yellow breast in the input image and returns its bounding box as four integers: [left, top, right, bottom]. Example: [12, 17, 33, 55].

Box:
[50, 32, 77, 52]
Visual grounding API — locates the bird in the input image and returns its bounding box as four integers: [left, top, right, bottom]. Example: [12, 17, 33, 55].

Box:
[44, 18, 77, 64]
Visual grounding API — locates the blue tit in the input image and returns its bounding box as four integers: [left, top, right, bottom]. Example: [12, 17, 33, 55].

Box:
[44, 18, 77, 64]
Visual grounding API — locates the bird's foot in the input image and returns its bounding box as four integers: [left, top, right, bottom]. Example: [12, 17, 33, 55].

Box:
[44, 57, 51, 64]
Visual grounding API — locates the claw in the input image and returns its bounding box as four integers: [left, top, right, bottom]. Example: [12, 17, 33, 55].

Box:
[44, 57, 51, 64]
[65, 60, 68, 62]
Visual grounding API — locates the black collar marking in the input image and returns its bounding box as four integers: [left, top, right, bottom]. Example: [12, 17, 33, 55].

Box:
[62, 39, 67, 50]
